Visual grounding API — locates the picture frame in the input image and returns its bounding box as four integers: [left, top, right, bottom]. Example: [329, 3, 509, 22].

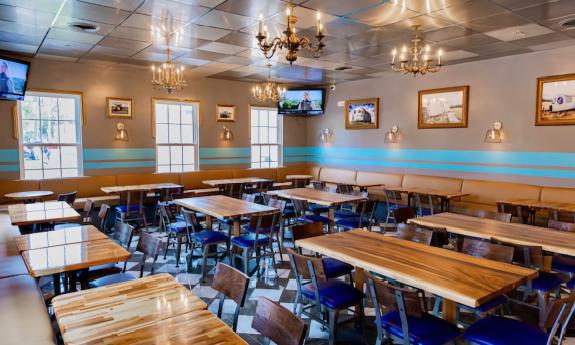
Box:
[106, 97, 133, 119]
[418, 86, 469, 129]
[216, 104, 235, 122]
[535, 73, 575, 126]
[345, 98, 379, 129]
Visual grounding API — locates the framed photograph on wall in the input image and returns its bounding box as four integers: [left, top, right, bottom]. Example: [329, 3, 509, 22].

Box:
[418, 86, 469, 129]
[216, 104, 235, 122]
[345, 98, 379, 129]
[106, 97, 133, 119]
[536, 73, 575, 126]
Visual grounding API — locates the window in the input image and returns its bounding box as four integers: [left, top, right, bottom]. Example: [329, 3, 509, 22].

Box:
[19, 91, 83, 180]
[251, 106, 282, 168]
[154, 99, 199, 173]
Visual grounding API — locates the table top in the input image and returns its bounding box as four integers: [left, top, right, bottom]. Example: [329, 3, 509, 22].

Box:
[497, 198, 575, 212]
[101, 183, 183, 194]
[52, 274, 215, 344]
[320, 180, 383, 188]
[8, 201, 81, 226]
[385, 186, 469, 199]
[14, 225, 106, 252]
[175, 195, 278, 220]
[410, 212, 575, 257]
[21, 238, 130, 277]
[296, 230, 536, 308]
[202, 177, 272, 186]
[4, 190, 53, 199]
[267, 188, 367, 206]
[286, 175, 314, 179]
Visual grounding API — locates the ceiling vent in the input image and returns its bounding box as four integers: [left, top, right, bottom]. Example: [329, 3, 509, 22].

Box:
[334, 66, 352, 71]
[560, 18, 575, 28]
[66, 22, 99, 33]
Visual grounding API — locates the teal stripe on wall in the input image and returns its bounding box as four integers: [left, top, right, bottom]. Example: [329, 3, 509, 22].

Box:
[84, 148, 155, 160]
[0, 164, 19, 172]
[0, 149, 18, 163]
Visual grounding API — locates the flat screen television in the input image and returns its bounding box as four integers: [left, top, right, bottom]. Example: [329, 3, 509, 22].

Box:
[0, 56, 30, 101]
[278, 88, 325, 116]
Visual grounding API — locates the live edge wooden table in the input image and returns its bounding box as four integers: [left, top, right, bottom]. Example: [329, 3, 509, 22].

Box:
[101, 182, 183, 194]
[202, 177, 272, 186]
[8, 201, 81, 226]
[52, 274, 246, 345]
[4, 190, 53, 204]
[384, 186, 469, 211]
[295, 230, 536, 324]
[174, 195, 279, 236]
[267, 188, 367, 233]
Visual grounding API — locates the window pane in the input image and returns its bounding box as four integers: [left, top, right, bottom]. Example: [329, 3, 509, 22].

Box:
[168, 104, 180, 123]
[269, 111, 277, 127]
[59, 121, 77, 144]
[270, 146, 278, 162]
[181, 106, 194, 124]
[183, 146, 194, 164]
[261, 145, 270, 164]
[42, 146, 61, 169]
[61, 146, 78, 168]
[251, 146, 260, 163]
[21, 96, 39, 119]
[22, 120, 41, 143]
[41, 120, 59, 143]
[251, 127, 259, 144]
[181, 125, 194, 144]
[269, 128, 277, 144]
[155, 104, 168, 123]
[23, 146, 42, 170]
[156, 124, 168, 144]
[58, 98, 76, 120]
[251, 109, 259, 126]
[183, 164, 194, 172]
[43, 169, 61, 179]
[157, 165, 170, 173]
[259, 127, 268, 144]
[62, 168, 78, 178]
[169, 124, 181, 143]
[40, 97, 58, 120]
[25, 170, 42, 180]
[170, 145, 182, 165]
[170, 165, 183, 173]
[259, 110, 268, 126]
[157, 146, 170, 165]
[270, 161, 278, 168]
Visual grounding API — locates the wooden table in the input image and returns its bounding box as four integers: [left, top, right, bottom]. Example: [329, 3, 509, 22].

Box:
[286, 174, 314, 180]
[320, 179, 384, 192]
[497, 198, 575, 221]
[295, 230, 536, 324]
[14, 225, 106, 252]
[202, 177, 272, 186]
[409, 212, 575, 257]
[4, 190, 53, 203]
[51, 274, 245, 345]
[174, 195, 278, 236]
[385, 186, 469, 211]
[267, 188, 367, 233]
[101, 183, 183, 194]
[8, 201, 81, 226]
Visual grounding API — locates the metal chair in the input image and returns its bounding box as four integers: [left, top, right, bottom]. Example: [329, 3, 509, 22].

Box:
[414, 193, 441, 216]
[497, 202, 532, 223]
[383, 189, 404, 225]
[335, 199, 378, 231]
[97, 203, 112, 232]
[252, 297, 308, 345]
[244, 199, 286, 257]
[86, 221, 134, 281]
[312, 181, 327, 191]
[115, 189, 148, 231]
[548, 220, 575, 279]
[54, 199, 95, 230]
[292, 198, 330, 226]
[211, 263, 249, 331]
[160, 203, 189, 267]
[57, 191, 78, 206]
[221, 183, 245, 199]
[395, 224, 433, 245]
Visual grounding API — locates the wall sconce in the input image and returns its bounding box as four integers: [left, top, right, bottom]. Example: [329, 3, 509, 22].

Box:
[114, 122, 128, 141]
[220, 126, 233, 141]
[484, 121, 503, 143]
[384, 125, 400, 143]
[320, 128, 333, 142]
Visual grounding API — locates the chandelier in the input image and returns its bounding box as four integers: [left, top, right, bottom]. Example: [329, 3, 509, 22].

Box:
[390, 25, 443, 76]
[252, 64, 286, 103]
[256, 1, 325, 65]
[150, 25, 186, 93]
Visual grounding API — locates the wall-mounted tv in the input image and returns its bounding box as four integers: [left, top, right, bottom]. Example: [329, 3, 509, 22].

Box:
[0, 56, 31, 101]
[278, 88, 325, 116]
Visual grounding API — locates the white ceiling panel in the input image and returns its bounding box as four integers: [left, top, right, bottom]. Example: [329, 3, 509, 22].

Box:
[46, 27, 103, 44]
[484, 23, 554, 41]
[82, 0, 146, 12]
[59, 0, 131, 25]
[193, 10, 256, 31]
[197, 41, 248, 54]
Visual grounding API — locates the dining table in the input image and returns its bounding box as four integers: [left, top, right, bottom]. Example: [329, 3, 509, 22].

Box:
[4, 190, 53, 204]
[14, 225, 106, 252]
[384, 186, 469, 211]
[295, 229, 537, 324]
[202, 177, 272, 186]
[8, 201, 81, 227]
[101, 182, 183, 194]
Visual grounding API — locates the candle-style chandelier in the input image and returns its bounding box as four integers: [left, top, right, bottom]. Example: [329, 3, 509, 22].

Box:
[256, 1, 325, 65]
[252, 64, 286, 103]
[150, 24, 186, 93]
[390, 25, 443, 76]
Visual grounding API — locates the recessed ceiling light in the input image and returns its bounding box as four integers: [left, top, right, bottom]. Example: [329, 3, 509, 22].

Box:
[66, 22, 99, 33]
[560, 18, 575, 28]
[334, 66, 352, 71]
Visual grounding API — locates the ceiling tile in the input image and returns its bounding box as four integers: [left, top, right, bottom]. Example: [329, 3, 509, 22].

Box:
[217, 31, 259, 49]
[301, 0, 381, 16]
[463, 12, 531, 32]
[347, 27, 410, 45]
[320, 37, 371, 53]
[432, 0, 508, 23]
[183, 49, 230, 61]
[217, 55, 259, 65]
[528, 37, 575, 51]
[0, 4, 55, 27]
[348, 3, 420, 26]
[465, 41, 531, 55]
[232, 63, 269, 75]
[423, 25, 475, 42]
[131, 50, 168, 62]
[384, 14, 456, 31]
[512, 32, 572, 47]
[82, 0, 146, 12]
[46, 27, 103, 44]
[197, 41, 248, 54]
[172, 56, 211, 66]
[181, 23, 231, 41]
[516, 0, 575, 25]
[0, 19, 48, 36]
[483, 23, 554, 41]
[402, 0, 467, 14]
[52, 15, 116, 35]
[0, 31, 43, 46]
[35, 54, 79, 62]
[186, 0, 226, 7]
[490, 0, 558, 11]
[136, 0, 210, 23]
[193, 10, 256, 31]
[0, 41, 38, 54]
[441, 49, 479, 61]
[89, 45, 139, 58]
[269, 6, 337, 30]
[0, 0, 63, 13]
[98, 36, 150, 52]
[322, 18, 372, 39]
[216, 0, 284, 17]
[121, 13, 155, 29]
[109, 26, 152, 42]
[59, 0, 131, 25]
[441, 33, 501, 49]
[39, 38, 93, 57]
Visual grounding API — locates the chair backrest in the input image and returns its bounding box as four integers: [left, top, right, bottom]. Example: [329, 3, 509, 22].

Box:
[58, 191, 78, 205]
[393, 206, 416, 224]
[356, 198, 377, 217]
[252, 297, 307, 345]
[111, 221, 134, 249]
[181, 208, 202, 234]
[291, 222, 324, 243]
[287, 247, 327, 282]
[539, 292, 575, 343]
[120, 190, 146, 214]
[496, 202, 530, 220]
[222, 183, 244, 199]
[135, 232, 162, 277]
[548, 219, 575, 232]
[384, 189, 402, 205]
[246, 212, 278, 236]
[462, 238, 514, 263]
[241, 193, 257, 203]
[495, 240, 544, 269]
[312, 181, 326, 190]
[549, 210, 575, 223]
[211, 263, 249, 307]
[98, 203, 111, 230]
[414, 193, 439, 216]
[255, 180, 274, 192]
[396, 223, 433, 245]
[336, 183, 354, 194]
[266, 198, 286, 214]
[159, 186, 184, 202]
[83, 199, 94, 214]
[292, 178, 310, 188]
[159, 203, 180, 226]
[291, 198, 310, 217]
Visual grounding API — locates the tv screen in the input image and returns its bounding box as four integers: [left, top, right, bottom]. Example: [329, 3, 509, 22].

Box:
[0, 56, 30, 101]
[278, 89, 324, 116]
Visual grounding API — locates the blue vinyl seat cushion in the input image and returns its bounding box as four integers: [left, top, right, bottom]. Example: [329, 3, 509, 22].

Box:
[335, 216, 371, 228]
[299, 215, 331, 224]
[463, 316, 548, 345]
[90, 273, 136, 288]
[167, 221, 189, 234]
[115, 205, 143, 213]
[301, 281, 365, 309]
[531, 271, 564, 292]
[552, 254, 575, 274]
[231, 234, 271, 248]
[334, 209, 357, 218]
[175, 213, 206, 222]
[323, 257, 354, 278]
[192, 230, 229, 246]
[379, 311, 460, 345]
[309, 204, 330, 213]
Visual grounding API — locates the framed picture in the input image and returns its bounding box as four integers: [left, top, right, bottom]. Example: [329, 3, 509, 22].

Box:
[345, 98, 379, 129]
[536, 73, 575, 126]
[418, 86, 469, 129]
[106, 97, 133, 119]
[216, 104, 235, 122]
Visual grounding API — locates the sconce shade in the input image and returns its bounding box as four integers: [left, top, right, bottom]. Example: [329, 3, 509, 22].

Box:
[221, 126, 233, 141]
[484, 121, 503, 143]
[384, 125, 399, 143]
[114, 122, 128, 141]
[320, 128, 333, 142]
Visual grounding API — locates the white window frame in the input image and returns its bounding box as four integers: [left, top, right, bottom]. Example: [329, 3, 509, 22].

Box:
[152, 98, 200, 173]
[18, 90, 84, 180]
[250, 106, 283, 169]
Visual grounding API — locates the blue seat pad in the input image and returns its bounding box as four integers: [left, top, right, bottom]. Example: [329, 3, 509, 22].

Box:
[323, 257, 354, 278]
[301, 281, 364, 309]
[300, 215, 331, 224]
[167, 221, 189, 233]
[334, 209, 358, 218]
[464, 316, 547, 345]
[531, 271, 564, 292]
[192, 230, 229, 245]
[310, 204, 330, 213]
[231, 234, 271, 248]
[335, 216, 369, 228]
[380, 311, 460, 345]
[175, 213, 206, 222]
[90, 273, 136, 288]
[115, 204, 143, 213]
[552, 254, 575, 273]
